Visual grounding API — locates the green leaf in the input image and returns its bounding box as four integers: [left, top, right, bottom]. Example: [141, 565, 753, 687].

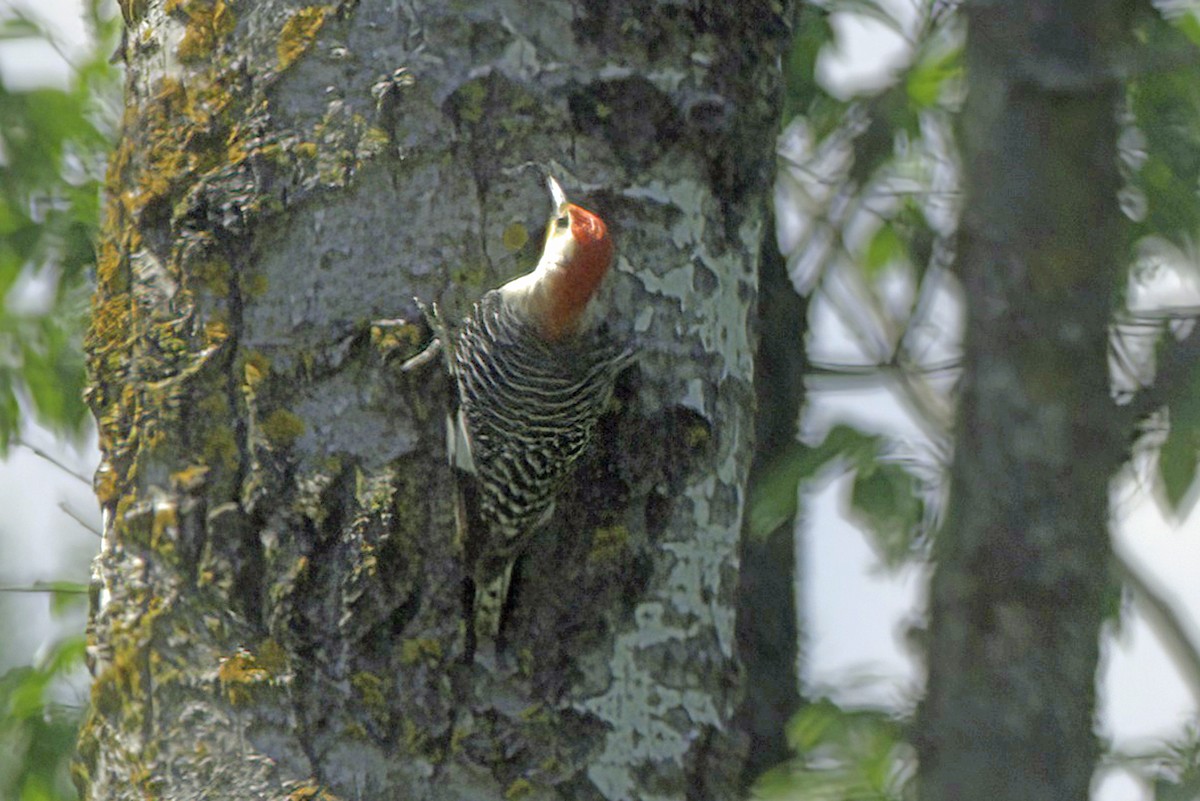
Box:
[39, 634, 86, 675]
[747, 426, 880, 540]
[3, 667, 50, 720]
[1152, 725, 1200, 801]
[850, 461, 925, 566]
[1159, 426, 1199, 514]
[1128, 18, 1200, 241]
[749, 765, 798, 799]
[783, 5, 836, 121]
[864, 223, 904, 278]
[1159, 361, 1200, 519]
[0, 378, 19, 452]
[785, 698, 838, 752]
[892, 199, 936, 285]
[0, 635, 85, 801]
[906, 44, 962, 109]
[0, 17, 44, 40]
[1156, 765, 1200, 801]
[753, 700, 914, 801]
[1175, 10, 1200, 49]
[1157, 356, 1200, 517]
[824, 423, 885, 467]
[747, 442, 833, 541]
[22, 319, 88, 438]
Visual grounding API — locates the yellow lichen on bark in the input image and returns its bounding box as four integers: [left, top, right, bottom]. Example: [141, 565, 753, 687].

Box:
[261, 409, 306, 447]
[277, 6, 334, 70]
[174, 0, 237, 62]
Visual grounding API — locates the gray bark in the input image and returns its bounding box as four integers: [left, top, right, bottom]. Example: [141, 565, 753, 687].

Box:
[78, 1, 792, 799]
[916, 2, 1134, 799]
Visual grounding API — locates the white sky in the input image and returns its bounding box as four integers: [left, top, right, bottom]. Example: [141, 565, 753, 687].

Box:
[0, 0, 90, 89]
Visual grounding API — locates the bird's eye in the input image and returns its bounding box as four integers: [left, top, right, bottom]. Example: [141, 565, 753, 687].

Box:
[554, 214, 570, 230]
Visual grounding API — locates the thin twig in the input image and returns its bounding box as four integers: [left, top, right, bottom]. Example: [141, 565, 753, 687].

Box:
[1122, 317, 1200, 426]
[0, 582, 87, 595]
[1115, 547, 1200, 706]
[14, 436, 91, 486]
[59, 501, 102, 537]
[809, 356, 961, 377]
[819, 252, 956, 442]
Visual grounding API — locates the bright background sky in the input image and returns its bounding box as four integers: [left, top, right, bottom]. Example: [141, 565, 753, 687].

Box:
[2, 2, 1199, 800]
[0, 0, 102, 680]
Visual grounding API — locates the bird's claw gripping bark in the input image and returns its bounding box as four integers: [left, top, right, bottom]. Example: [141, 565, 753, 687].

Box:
[397, 299, 451, 373]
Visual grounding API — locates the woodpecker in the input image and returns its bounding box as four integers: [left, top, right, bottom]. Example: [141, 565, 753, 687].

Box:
[425, 177, 632, 649]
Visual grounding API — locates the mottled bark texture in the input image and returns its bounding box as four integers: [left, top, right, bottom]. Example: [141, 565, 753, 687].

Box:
[916, 2, 1134, 800]
[78, 1, 792, 799]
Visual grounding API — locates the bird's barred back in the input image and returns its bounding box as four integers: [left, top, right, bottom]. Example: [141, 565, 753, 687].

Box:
[454, 290, 629, 552]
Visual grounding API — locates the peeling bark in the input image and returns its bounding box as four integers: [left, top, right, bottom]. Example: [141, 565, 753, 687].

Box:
[79, 2, 793, 799]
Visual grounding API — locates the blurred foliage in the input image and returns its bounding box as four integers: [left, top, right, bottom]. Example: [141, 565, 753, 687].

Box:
[752, 700, 914, 801]
[0, 0, 119, 451]
[0, 629, 87, 801]
[760, 0, 1200, 798]
[0, 2, 118, 800]
[1127, 8, 1200, 242]
[748, 424, 925, 567]
[1124, 5, 1200, 519]
[768, 0, 958, 571]
[1149, 723, 1200, 801]
[753, 2, 958, 793]
[1100, 722, 1200, 801]
[1159, 358, 1200, 515]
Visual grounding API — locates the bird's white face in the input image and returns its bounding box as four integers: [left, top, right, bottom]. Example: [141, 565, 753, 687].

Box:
[538, 205, 578, 273]
[497, 177, 613, 340]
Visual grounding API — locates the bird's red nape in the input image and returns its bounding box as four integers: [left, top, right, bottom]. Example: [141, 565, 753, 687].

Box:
[540, 202, 613, 340]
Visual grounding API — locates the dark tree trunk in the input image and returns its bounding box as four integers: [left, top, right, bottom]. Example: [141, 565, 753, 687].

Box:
[916, 2, 1134, 799]
[736, 215, 807, 788]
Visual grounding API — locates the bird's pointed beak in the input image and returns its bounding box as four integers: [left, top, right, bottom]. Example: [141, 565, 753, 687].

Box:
[547, 175, 568, 215]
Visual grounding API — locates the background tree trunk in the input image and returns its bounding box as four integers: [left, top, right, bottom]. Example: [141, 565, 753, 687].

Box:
[77, 1, 793, 799]
[736, 215, 806, 788]
[916, 2, 1134, 799]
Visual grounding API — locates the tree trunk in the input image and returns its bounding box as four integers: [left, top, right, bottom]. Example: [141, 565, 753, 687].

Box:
[736, 215, 806, 788]
[916, 2, 1134, 800]
[77, 1, 792, 799]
